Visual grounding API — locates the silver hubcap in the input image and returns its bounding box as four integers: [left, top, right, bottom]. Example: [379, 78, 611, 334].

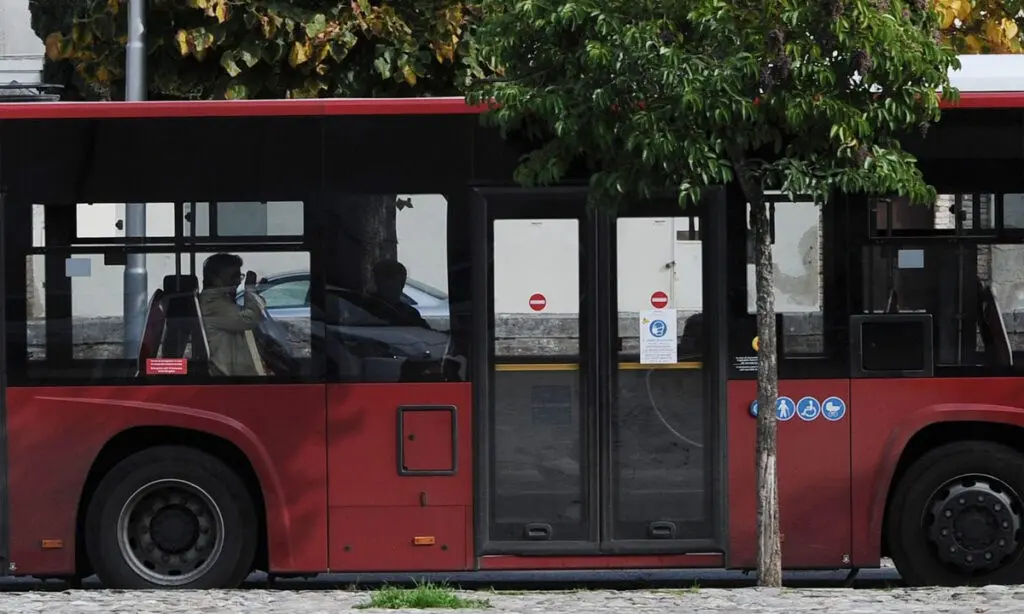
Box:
[116, 478, 225, 586]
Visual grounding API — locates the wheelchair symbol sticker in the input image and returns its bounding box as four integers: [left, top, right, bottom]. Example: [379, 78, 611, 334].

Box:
[797, 397, 821, 421]
[649, 319, 668, 338]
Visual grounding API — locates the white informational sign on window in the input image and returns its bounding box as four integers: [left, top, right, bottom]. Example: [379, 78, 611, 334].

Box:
[639, 309, 678, 365]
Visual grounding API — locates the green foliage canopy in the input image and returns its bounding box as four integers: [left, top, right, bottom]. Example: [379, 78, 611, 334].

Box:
[32, 0, 490, 100]
[468, 0, 962, 209]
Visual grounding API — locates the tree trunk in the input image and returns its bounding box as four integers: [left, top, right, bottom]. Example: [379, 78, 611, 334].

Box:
[323, 195, 399, 293]
[751, 196, 782, 587]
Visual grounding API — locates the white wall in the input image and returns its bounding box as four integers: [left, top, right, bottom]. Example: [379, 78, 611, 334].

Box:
[0, 0, 44, 83]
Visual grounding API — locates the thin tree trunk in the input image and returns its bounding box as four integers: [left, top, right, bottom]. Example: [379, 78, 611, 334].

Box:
[751, 196, 782, 587]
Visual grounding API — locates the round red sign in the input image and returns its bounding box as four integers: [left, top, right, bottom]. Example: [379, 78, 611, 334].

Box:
[650, 291, 669, 309]
[529, 293, 547, 312]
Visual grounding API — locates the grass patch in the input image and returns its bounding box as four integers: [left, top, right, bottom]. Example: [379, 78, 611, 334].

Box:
[358, 582, 491, 609]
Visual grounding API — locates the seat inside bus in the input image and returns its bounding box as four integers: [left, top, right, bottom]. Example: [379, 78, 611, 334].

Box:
[136, 274, 211, 376]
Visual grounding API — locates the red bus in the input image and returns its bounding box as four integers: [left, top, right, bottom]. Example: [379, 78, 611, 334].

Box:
[1, 55, 1024, 589]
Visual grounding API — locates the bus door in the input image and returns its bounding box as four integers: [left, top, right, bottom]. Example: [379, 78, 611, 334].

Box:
[723, 190, 853, 569]
[475, 187, 721, 556]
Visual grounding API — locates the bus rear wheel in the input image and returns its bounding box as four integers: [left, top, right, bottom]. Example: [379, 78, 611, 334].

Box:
[85, 446, 257, 589]
[887, 441, 1024, 586]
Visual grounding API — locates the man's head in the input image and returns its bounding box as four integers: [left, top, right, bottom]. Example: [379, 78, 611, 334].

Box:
[372, 259, 407, 301]
[203, 253, 244, 290]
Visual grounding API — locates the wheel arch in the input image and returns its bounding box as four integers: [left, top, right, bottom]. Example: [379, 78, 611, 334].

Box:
[75, 426, 268, 579]
[881, 421, 1024, 558]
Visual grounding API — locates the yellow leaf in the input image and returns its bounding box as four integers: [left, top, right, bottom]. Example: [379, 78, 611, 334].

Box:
[965, 33, 983, 52]
[95, 65, 111, 85]
[215, 1, 228, 23]
[954, 0, 972, 21]
[106, 0, 119, 14]
[1003, 17, 1019, 40]
[288, 41, 311, 67]
[401, 64, 417, 86]
[939, 7, 956, 29]
[43, 32, 66, 60]
[175, 29, 190, 56]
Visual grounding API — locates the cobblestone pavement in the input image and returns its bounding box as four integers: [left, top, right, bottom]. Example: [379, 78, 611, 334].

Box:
[2, 585, 1024, 613]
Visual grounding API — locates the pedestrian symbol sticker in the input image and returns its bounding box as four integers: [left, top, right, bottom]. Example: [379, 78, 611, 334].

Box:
[649, 319, 668, 338]
[797, 397, 821, 421]
[776, 396, 795, 421]
[822, 396, 846, 421]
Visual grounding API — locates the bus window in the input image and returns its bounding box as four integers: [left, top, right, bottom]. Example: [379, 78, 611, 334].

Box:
[320, 193, 460, 384]
[16, 201, 314, 383]
[862, 193, 1024, 373]
[745, 197, 825, 357]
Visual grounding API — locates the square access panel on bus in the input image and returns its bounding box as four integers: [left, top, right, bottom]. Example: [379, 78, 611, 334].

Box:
[849, 313, 934, 377]
[397, 406, 457, 476]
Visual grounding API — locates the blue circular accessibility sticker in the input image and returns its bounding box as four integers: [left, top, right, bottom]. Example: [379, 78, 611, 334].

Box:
[649, 319, 668, 338]
[797, 396, 821, 421]
[776, 396, 795, 421]
[821, 396, 846, 421]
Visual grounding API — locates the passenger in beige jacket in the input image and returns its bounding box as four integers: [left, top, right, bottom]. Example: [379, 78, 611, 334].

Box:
[198, 253, 266, 377]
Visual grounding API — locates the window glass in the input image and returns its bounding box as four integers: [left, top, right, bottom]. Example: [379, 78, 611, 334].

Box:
[17, 201, 314, 383]
[320, 193, 460, 383]
[745, 197, 824, 356]
[75, 202, 176, 239]
[256, 279, 309, 309]
[862, 193, 1024, 371]
[184, 201, 304, 238]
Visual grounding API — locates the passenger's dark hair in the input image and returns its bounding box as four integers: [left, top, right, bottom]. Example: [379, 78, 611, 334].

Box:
[373, 259, 407, 280]
[203, 253, 243, 287]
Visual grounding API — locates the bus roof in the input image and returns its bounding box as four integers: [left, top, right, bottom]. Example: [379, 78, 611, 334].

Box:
[0, 54, 1022, 120]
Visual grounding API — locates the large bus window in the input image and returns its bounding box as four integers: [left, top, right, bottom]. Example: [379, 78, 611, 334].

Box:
[862, 193, 1024, 373]
[16, 201, 314, 383]
[320, 193, 459, 383]
[746, 197, 824, 357]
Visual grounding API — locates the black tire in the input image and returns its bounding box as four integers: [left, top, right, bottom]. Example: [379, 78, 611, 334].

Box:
[887, 441, 1024, 586]
[84, 445, 257, 589]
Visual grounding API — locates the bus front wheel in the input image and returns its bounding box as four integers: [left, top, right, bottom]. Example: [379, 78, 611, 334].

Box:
[84, 445, 257, 589]
[887, 441, 1024, 586]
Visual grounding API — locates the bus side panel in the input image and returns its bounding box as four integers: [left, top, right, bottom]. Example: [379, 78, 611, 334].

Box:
[326, 382, 473, 571]
[850, 377, 1024, 567]
[727, 379, 852, 569]
[5, 384, 328, 577]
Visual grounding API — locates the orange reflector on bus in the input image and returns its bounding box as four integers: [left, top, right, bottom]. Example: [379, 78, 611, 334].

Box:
[412, 536, 436, 546]
[40, 539, 63, 549]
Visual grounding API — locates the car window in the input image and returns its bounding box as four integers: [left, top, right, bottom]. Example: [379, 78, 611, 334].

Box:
[257, 279, 309, 309]
[401, 293, 417, 306]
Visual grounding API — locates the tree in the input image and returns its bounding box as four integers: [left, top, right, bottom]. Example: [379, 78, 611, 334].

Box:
[935, 0, 1024, 52]
[31, 0, 492, 291]
[33, 0, 489, 101]
[468, 0, 958, 586]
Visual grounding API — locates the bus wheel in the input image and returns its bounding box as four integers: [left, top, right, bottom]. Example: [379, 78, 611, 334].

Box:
[887, 441, 1024, 586]
[84, 446, 257, 589]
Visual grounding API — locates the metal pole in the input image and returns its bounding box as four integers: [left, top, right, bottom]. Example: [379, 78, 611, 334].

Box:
[123, 0, 148, 358]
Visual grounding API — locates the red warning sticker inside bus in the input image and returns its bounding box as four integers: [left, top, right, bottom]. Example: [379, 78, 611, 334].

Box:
[146, 358, 188, 375]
